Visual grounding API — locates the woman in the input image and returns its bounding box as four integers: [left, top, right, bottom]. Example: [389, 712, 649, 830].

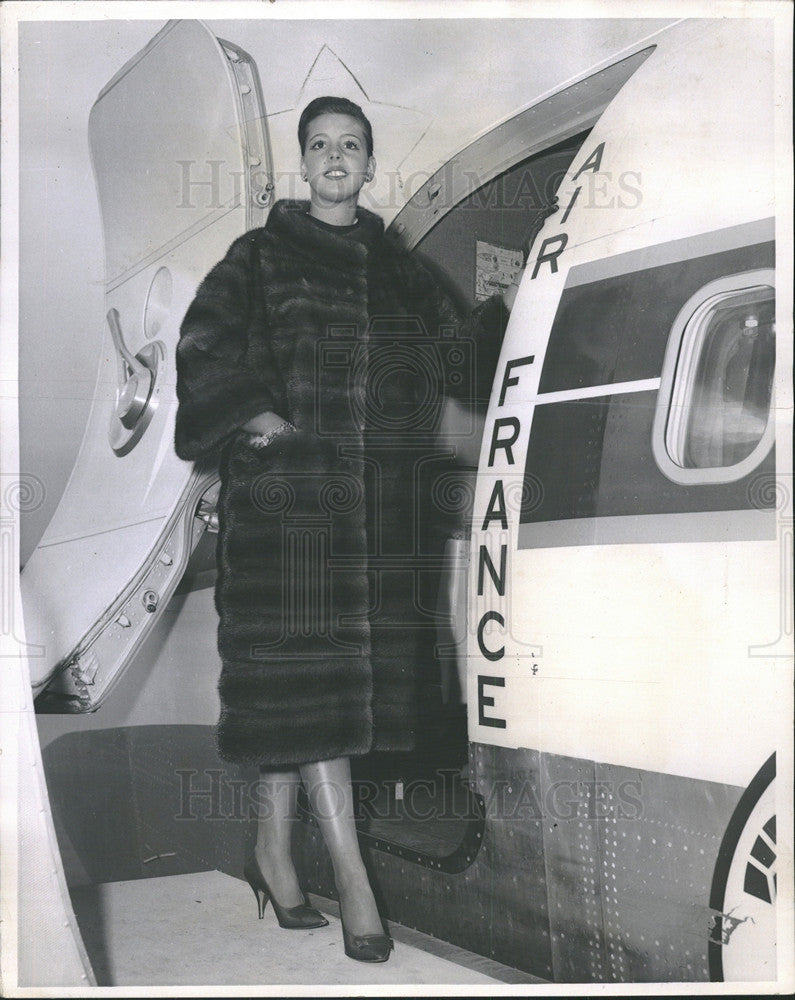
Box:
[175, 96, 542, 962]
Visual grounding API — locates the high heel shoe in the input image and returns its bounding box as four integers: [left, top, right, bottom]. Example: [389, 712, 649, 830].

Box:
[340, 912, 394, 963]
[243, 855, 329, 929]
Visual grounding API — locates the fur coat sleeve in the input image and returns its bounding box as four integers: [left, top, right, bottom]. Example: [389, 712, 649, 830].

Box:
[175, 222, 510, 462]
[382, 241, 511, 411]
[439, 288, 511, 410]
[174, 232, 280, 461]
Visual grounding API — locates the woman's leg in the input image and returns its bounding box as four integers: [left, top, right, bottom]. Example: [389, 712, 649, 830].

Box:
[300, 756, 383, 937]
[253, 767, 304, 906]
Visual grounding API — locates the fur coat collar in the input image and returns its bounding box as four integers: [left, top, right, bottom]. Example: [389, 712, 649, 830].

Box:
[265, 198, 385, 254]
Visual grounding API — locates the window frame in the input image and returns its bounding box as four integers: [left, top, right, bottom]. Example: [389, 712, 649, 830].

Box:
[652, 269, 775, 485]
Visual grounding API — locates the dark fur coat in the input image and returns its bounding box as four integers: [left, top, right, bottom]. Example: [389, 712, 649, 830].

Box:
[175, 199, 507, 767]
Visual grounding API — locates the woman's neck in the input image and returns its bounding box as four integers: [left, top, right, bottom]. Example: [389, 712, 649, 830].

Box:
[308, 199, 358, 227]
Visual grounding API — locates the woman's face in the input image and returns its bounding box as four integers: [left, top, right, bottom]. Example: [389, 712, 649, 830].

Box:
[301, 112, 376, 209]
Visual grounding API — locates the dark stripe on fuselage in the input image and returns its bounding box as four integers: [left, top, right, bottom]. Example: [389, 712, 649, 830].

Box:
[519, 224, 776, 546]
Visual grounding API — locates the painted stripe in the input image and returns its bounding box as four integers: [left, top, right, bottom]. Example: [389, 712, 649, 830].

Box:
[564, 218, 775, 289]
[534, 377, 660, 406]
[517, 509, 775, 550]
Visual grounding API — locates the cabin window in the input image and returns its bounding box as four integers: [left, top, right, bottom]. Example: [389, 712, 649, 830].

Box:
[653, 271, 775, 484]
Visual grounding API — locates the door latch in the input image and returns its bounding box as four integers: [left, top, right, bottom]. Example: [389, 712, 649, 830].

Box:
[107, 308, 164, 456]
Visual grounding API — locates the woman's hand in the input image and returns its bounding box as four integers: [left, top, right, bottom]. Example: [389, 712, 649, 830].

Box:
[502, 279, 521, 311]
[522, 197, 560, 263]
[242, 410, 297, 449]
[242, 411, 286, 435]
[502, 197, 560, 312]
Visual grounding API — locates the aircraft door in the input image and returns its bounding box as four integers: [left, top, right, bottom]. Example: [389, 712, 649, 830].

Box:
[22, 19, 273, 709]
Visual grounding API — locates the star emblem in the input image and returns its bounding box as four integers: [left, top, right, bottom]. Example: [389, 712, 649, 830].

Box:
[266, 45, 433, 223]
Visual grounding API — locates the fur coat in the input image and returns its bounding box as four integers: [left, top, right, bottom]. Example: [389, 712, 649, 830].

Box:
[175, 199, 508, 767]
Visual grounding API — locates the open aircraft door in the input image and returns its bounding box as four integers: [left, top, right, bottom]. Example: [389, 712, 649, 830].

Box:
[21, 19, 273, 710]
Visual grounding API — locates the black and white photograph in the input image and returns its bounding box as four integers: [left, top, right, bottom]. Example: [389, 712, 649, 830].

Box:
[1, 0, 792, 994]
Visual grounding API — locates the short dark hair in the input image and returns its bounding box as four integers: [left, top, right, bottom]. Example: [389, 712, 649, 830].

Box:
[298, 96, 374, 157]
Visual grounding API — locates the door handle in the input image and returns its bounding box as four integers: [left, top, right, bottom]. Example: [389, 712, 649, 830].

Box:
[108, 308, 153, 429]
[106, 308, 163, 455]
